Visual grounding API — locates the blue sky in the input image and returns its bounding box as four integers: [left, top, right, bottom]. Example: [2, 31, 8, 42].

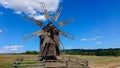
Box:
[0, 0, 120, 53]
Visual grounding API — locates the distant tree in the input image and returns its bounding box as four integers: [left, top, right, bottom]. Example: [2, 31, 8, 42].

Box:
[61, 48, 120, 56]
[23, 51, 38, 54]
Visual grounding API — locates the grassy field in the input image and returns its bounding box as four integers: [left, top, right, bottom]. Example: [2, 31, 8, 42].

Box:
[0, 54, 38, 68]
[67, 55, 120, 68]
[0, 54, 120, 68]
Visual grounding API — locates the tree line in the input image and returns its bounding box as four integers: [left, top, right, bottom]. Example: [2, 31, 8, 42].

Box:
[61, 48, 120, 56]
[22, 48, 120, 56]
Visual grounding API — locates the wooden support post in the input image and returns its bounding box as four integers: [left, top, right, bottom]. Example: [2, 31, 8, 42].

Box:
[12, 61, 17, 68]
[12, 57, 24, 68]
[85, 60, 89, 68]
[42, 59, 45, 68]
[66, 60, 68, 68]
[42, 64, 45, 68]
[12, 64, 17, 68]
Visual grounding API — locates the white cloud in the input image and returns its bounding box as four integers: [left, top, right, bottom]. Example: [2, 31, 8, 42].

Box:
[3, 45, 23, 50]
[96, 42, 102, 44]
[0, 0, 61, 20]
[80, 36, 102, 41]
[0, 49, 7, 53]
[34, 15, 46, 20]
[80, 38, 88, 41]
[14, 11, 22, 14]
[91, 36, 102, 40]
[0, 45, 24, 53]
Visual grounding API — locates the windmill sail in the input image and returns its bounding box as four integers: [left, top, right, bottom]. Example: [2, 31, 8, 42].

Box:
[39, 2, 50, 21]
[53, 6, 62, 21]
[59, 39, 64, 50]
[23, 15, 43, 27]
[59, 30, 75, 40]
[22, 34, 36, 42]
[59, 18, 74, 26]
[32, 30, 44, 36]
[22, 30, 44, 41]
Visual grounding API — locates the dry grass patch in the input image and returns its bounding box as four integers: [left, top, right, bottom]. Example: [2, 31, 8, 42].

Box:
[66, 55, 120, 68]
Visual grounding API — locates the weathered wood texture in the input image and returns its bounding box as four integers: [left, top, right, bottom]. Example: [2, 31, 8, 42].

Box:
[39, 23, 60, 60]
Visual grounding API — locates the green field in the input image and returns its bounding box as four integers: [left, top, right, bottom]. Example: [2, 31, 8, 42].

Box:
[0, 54, 120, 68]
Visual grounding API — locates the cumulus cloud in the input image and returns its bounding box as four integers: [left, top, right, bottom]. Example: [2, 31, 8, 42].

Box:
[0, 49, 7, 53]
[14, 11, 22, 14]
[91, 36, 102, 40]
[34, 15, 46, 20]
[96, 42, 102, 44]
[80, 38, 88, 41]
[0, 0, 61, 20]
[0, 45, 24, 53]
[3, 45, 23, 50]
[80, 36, 102, 41]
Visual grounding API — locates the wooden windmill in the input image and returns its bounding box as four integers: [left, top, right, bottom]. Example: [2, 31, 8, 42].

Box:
[22, 2, 74, 60]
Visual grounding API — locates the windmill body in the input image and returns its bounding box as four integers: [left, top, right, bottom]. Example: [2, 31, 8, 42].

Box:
[23, 2, 74, 61]
[39, 23, 60, 60]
